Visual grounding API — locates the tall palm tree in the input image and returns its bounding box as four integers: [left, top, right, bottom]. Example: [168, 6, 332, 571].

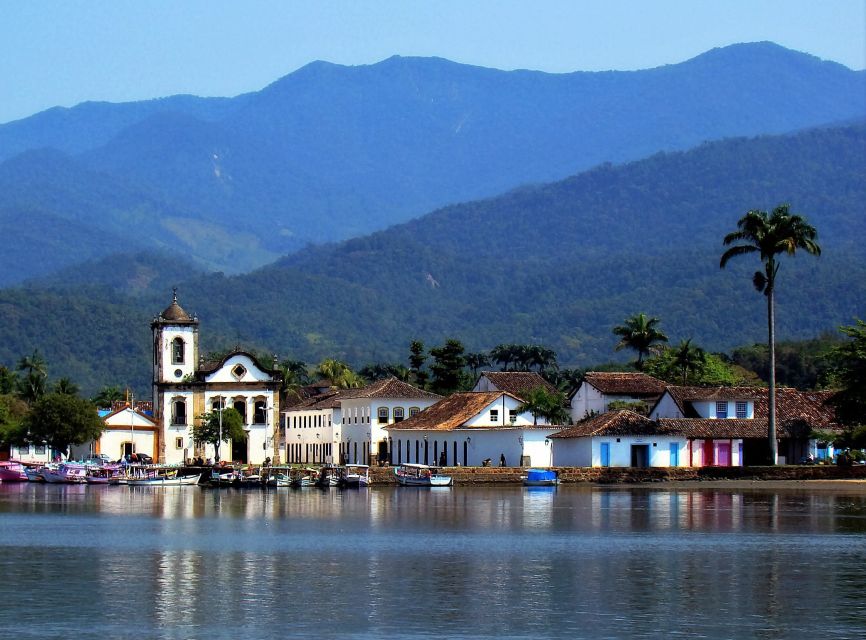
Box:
[671, 339, 706, 385]
[612, 313, 668, 370]
[490, 344, 517, 372]
[53, 377, 80, 396]
[720, 204, 820, 464]
[465, 352, 490, 378]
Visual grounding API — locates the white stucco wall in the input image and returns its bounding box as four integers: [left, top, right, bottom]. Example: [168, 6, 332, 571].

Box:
[388, 427, 557, 467]
[157, 325, 198, 383]
[204, 355, 272, 384]
[649, 393, 684, 419]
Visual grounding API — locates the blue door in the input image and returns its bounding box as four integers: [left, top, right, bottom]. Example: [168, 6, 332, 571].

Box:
[600, 442, 610, 467]
[670, 442, 679, 467]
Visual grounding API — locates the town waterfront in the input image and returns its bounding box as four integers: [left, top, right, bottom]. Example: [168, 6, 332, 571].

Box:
[1, 484, 865, 639]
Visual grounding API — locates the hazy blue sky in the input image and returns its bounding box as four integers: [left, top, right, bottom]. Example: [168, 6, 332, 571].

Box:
[1, 0, 864, 124]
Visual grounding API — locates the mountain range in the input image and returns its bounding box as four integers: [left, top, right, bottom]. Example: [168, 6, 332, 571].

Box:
[0, 42, 864, 284]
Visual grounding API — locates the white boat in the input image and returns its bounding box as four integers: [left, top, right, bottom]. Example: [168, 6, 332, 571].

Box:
[127, 472, 201, 486]
[339, 464, 371, 488]
[522, 469, 560, 487]
[41, 463, 88, 484]
[394, 463, 452, 487]
[265, 471, 291, 487]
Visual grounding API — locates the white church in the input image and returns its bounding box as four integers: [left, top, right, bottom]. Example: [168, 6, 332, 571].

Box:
[151, 292, 282, 465]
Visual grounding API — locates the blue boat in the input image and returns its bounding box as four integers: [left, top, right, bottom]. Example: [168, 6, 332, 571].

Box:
[522, 469, 559, 486]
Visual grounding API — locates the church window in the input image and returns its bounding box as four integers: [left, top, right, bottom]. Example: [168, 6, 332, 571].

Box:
[254, 400, 267, 424]
[232, 364, 246, 379]
[172, 337, 185, 364]
[172, 399, 187, 425]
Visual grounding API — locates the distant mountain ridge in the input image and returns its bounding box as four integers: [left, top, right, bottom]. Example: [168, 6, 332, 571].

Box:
[2, 122, 864, 395]
[0, 42, 864, 285]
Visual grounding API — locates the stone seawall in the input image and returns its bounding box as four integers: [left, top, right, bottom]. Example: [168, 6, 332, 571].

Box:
[370, 465, 866, 485]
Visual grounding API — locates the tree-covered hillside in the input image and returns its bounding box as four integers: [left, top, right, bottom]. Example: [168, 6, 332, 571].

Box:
[0, 123, 863, 395]
[0, 42, 863, 283]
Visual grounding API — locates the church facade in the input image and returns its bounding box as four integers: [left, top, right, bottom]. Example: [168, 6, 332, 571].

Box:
[151, 293, 282, 465]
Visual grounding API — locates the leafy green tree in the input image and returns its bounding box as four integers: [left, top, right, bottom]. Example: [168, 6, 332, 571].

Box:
[429, 339, 467, 395]
[829, 319, 866, 427]
[92, 385, 124, 409]
[0, 394, 29, 444]
[671, 339, 707, 385]
[721, 204, 821, 464]
[53, 378, 80, 396]
[17, 350, 47, 379]
[17, 371, 46, 405]
[408, 341, 428, 388]
[516, 386, 570, 425]
[193, 407, 245, 463]
[279, 358, 311, 402]
[612, 313, 668, 370]
[20, 393, 103, 457]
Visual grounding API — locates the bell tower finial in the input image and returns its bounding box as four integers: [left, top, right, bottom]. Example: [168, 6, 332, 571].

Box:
[172, 287, 178, 303]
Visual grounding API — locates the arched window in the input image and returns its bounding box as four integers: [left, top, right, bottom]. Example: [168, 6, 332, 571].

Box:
[253, 400, 267, 424]
[233, 399, 247, 424]
[408, 406, 420, 418]
[393, 407, 405, 423]
[172, 399, 187, 425]
[211, 397, 224, 412]
[377, 407, 389, 424]
[172, 337, 185, 364]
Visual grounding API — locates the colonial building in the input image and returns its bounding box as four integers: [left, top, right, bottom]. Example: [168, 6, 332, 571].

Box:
[569, 371, 666, 420]
[282, 377, 440, 466]
[386, 391, 561, 467]
[151, 292, 281, 465]
[71, 403, 159, 462]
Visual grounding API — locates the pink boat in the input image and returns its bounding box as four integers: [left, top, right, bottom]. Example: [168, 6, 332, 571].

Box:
[0, 460, 29, 482]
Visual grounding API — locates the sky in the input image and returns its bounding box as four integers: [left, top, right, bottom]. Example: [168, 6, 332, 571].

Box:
[1, 0, 864, 124]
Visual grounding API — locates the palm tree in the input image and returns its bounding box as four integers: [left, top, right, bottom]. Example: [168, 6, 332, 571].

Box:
[53, 378, 80, 396]
[315, 359, 364, 389]
[721, 204, 820, 464]
[612, 313, 668, 370]
[17, 350, 47, 379]
[465, 352, 490, 378]
[671, 339, 706, 385]
[92, 385, 124, 409]
[490, 344, 517, 371]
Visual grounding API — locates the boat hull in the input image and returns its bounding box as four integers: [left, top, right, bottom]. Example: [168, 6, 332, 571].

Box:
[127, 474, 201, 486]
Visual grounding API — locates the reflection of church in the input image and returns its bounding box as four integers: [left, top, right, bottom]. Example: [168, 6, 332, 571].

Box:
[151, 292, 282, 465]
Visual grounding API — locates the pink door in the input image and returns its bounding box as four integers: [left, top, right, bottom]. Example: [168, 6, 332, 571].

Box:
[717, 443, 731, 467]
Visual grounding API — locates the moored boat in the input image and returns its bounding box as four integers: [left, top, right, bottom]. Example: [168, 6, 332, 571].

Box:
[0, 460, 28, 482]
[339, 464, 370, 488]
[41, 463, 88, 484]
[315, 464, 341, 488]
[265, 471, 291, 487]
[394, 463, 452, 487]
[522, 469, 560, 487]
[209, 465, 239, 487]
[85, 464, 124, 485]
[127, 472, 202, 486]
[290, 467, 319, 488]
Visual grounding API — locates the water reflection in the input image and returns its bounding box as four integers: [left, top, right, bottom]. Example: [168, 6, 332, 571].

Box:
[1, 483, 866, 639]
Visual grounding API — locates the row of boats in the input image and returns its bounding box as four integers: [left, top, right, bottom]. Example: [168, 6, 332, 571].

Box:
[1, 460, 558, 487]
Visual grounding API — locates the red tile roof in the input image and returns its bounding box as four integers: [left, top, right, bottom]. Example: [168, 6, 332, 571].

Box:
[384, 392, 510, 431]
[478, 371, 559, 398]
[550, 410, 667, 438]
[656, 418, 812, 439]
[582, 372, 667, 396]
[340, 377, 442, 400]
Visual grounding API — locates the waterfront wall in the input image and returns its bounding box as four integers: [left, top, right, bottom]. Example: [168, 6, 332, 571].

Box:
[369, 465, 866, 485]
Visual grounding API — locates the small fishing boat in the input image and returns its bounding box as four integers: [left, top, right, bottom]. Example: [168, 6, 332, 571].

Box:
[522, 469, 560, 487]
[290, 467, 319, 488]
[235, 469, 263, 488]
[315, 464, 341, 488]
[339, 464, 370, 488]
[85, 465, 124, 485]
[209, 465, 239, 487]
[394, 463, 452, 487]
[265, 471, 291, 487]
[127, 472, 202, 487]
[41, 463, 88, 484]
[0, 460, 28, 482]
[24, 464, 45, 482]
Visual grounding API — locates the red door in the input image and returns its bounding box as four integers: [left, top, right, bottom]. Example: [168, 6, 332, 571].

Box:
[703, 440, 714, 466]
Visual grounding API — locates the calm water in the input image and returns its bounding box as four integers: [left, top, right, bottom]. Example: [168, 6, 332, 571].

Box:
[1, 483, 865, 639]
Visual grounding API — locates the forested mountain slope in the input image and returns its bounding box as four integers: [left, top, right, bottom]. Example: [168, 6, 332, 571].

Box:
[1, 123, 863, 395]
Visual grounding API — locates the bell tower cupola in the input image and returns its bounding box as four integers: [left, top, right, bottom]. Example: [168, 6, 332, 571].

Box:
[151, 289, 200, 385]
